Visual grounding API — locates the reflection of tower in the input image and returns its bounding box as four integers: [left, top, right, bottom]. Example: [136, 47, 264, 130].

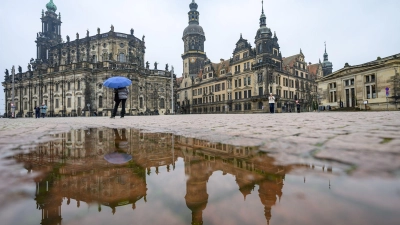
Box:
[35, 174, 62, 225]
[257, 176, 284, 225]
[184, 151, 211, 225]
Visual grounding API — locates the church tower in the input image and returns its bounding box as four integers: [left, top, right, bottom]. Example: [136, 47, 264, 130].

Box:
[322, 42, 333, 76]
[182, 0, 207, 79]
[35, 0, 62, 63]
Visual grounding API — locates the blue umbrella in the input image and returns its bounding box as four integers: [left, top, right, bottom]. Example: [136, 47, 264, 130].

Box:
[104, 152, 132, 164]
[103, 76, 132, 89]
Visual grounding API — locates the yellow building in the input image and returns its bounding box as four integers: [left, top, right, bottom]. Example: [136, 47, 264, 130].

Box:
[317, 54, 400, 110]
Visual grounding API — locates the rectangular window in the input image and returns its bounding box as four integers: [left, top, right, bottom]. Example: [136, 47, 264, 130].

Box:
[140, 97, 143, 108]
[248, 90, 251, 98]
[235, 80, 238, 88]
[68, 83, 71, 91]
[235, 92, 238, 100]
[247, 77, 251, 85]
[239, 79, 241, 87]
[239, 92, 242, 99]
[222, 94, 225, 101]
[24, 102, 27, 110]
[244, 91, 247, 99]
[77, 97, 81, 107]
[56, 99, 59, 108]
[67, 98, 71, 108]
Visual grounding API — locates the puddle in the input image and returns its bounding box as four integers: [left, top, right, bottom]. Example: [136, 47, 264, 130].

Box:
[0, 128, 399, 225]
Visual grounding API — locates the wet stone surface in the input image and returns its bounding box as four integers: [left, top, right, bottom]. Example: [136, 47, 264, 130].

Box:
[0, 112, 399, 224]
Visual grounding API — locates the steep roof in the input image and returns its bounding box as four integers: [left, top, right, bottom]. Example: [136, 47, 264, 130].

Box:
[307, 63, 319, 76]
[282, 54, 300, 68]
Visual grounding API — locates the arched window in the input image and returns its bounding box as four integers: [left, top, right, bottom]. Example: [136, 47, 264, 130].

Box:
[119, 53, 126, 63]
[159, 98, 165, 109]
[98, 96, 103, 108]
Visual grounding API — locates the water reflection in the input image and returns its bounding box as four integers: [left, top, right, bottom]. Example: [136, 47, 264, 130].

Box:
[14, 128, 337, 225]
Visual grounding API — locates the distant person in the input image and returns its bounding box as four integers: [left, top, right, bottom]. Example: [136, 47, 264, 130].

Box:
[296, 100, 300, 113]
[111, 86, 129, 119]
[268, 93, 275, 114]
[40, 103, 47, 118]
[34, 105, 40, 118]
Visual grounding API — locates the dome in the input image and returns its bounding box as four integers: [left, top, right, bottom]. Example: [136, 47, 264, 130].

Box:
[256, 27, 272, 38]
[46, 0, 57, 12]
[183, 24, 205, 38]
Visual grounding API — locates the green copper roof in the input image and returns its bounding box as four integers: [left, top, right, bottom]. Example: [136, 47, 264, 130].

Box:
[46, 0, 57, 12]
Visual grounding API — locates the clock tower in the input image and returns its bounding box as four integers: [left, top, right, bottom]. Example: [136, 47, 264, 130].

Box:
[182, 0, 207, 80]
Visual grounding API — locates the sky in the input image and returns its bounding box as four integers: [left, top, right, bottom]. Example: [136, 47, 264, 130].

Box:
[1, 0, 399, 114]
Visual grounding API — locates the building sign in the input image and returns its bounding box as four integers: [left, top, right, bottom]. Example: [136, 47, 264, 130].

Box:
[386, 87, 389, 97]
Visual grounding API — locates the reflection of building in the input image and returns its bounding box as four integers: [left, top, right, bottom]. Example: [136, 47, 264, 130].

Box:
[317, 53, 400, 110]
[15, 128, 332, 224]
[177, 1, 319, 114]
[176, 136, 288, 224]
[2, 0, 174, 118]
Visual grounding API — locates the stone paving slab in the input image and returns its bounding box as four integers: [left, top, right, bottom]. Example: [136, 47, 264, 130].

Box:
[0, 111, 399, 177]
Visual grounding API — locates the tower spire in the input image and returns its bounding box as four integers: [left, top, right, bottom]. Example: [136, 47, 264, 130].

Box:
[259, 0, 266, 27]
[262, 0, 264, 14]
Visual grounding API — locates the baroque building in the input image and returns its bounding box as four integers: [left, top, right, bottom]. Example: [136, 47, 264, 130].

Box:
[176, 1, 319, 114]
[2, 0, 175, 117]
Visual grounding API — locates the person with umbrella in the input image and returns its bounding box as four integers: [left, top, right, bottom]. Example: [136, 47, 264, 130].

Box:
[104, 129, 132, 164]
[103, 76, 132, 118]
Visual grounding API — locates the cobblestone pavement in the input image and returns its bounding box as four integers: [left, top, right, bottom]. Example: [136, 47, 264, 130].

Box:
[0, 111, 399, 177]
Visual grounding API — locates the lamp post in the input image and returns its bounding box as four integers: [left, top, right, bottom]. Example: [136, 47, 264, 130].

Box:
[11, 66, 15, 118]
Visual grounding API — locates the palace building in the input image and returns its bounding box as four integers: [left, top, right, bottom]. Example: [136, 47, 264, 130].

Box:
[176, 1, 322, 114]
[2, 0, 175, 117]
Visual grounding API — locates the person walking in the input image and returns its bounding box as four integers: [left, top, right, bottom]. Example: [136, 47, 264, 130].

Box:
[296, 100, 301, 113]
[40, 103, 47, 118]
[34, 105, 40, 118]
[268, 93, 275, 114]
[111, 86, 129, 118]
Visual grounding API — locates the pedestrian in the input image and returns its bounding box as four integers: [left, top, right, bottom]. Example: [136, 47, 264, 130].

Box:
[40, 103, 47, 118]
[268, 93, 275, 114]
[296, 100, 300, 113]
[111, 86, 129, 118]
[34, 105, 40, 118]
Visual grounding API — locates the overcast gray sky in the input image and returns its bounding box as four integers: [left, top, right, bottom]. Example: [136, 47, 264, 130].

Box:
[1, 0, 399, 114]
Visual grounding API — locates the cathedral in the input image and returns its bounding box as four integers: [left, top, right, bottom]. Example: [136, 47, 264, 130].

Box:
[2, 0, 175, 117]
[176, 1, 332, 114]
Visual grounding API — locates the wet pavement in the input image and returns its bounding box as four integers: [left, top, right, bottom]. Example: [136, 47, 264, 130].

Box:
[0, 112, 399, 224]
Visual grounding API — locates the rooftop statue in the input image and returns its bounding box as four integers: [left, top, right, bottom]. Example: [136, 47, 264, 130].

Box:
[5, 69, 9, 76]
[154, 62, 158, 70]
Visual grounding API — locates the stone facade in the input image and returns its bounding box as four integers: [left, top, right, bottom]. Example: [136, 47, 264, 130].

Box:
[176, 1, 319, 114]
[2, 0, 174, 117]
[317, 54, 400, 110]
